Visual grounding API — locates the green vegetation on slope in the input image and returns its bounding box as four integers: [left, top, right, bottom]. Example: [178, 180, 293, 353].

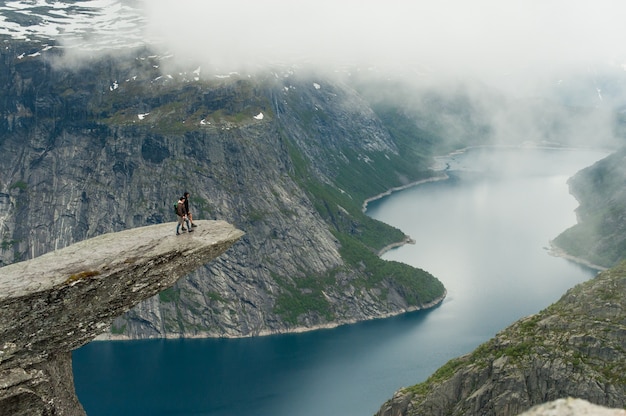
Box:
[335, 233, 444, 305]
[277, 115, 446, 324]
[284, 131, 410, 252]
[273, 271, 337, 325]
[553, 147, 626, 268]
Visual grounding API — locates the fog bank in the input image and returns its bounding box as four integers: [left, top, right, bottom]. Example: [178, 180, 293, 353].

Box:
[25, 0, 621, 147]
[142, 0, 626, 92]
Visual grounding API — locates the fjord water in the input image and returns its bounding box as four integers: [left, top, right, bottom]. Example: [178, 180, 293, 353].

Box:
[73, 147, 607, 416]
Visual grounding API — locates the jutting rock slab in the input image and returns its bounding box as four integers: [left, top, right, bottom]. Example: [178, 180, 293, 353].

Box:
[0, 220, 243, 415]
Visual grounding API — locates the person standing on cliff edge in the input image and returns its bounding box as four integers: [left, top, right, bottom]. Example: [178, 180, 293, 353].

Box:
[184, 191, 198, 228]
[176, 196, 193, 235]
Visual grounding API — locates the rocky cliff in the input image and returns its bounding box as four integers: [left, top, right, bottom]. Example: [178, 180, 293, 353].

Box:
[0, 39, 446, 339]
[0, 220, 243, 416]
[376, 261, 626, 416]
[552, 146, 626, 269]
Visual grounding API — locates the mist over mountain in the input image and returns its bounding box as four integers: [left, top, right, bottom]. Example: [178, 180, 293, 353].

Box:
[5, 0, 626, 100]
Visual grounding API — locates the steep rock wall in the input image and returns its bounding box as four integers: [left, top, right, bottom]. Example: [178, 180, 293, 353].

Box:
[552, 147, 626, 268]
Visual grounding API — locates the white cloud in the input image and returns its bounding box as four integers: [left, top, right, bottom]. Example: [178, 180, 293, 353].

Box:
[4, 0, 626, 93]
[142, 0, 626, 88]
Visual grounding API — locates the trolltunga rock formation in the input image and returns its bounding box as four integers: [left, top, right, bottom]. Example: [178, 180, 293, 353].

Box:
[0, 220, 243, 415]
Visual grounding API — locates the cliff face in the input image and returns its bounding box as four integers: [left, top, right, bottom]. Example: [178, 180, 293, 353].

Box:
[553, 147, 626, 269]
[376, 261, 626, 416]
[0, 220, 243, 416]
[0, 40, 445, 339]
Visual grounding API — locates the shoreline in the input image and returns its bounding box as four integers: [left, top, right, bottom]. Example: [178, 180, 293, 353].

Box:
[362, 172, 449, 213]
[377, 235, 416, 256]
[362, 164, 450, 257]
[95, 290, 448, 342]
[547, 241, 608, 272]
[363, 144, 612, 269]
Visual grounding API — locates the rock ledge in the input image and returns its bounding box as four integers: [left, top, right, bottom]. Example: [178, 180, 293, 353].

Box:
[0, 220, 243, 415]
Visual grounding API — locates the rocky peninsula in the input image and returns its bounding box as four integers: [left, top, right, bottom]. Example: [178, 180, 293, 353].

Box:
[0, 220, 243, 415]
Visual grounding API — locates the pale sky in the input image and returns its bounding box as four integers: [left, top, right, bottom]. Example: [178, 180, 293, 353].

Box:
[142, 0, 626, 87]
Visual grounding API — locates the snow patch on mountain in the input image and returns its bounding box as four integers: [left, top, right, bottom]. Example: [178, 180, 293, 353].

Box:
[0, 0, 147, 51]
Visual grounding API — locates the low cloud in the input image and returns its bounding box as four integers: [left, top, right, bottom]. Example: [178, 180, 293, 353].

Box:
[30, 0, 622, 147]
[142, 0, 626, 91]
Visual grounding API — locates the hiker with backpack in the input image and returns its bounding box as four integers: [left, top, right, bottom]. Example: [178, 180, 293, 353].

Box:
[176, 196, 193, 235]
[183, 191, 198, 229]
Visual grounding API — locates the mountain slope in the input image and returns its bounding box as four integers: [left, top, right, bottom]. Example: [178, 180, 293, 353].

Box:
[552, 147, 626, 269]
[376, 261, 626, 416]
[0, 40, 446, 338]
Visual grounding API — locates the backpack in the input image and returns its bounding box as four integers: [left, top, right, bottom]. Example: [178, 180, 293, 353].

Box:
[174, 201, 179, 215]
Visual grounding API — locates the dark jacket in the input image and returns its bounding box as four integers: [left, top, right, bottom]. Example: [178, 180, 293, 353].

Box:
[176, 200, 186, 217]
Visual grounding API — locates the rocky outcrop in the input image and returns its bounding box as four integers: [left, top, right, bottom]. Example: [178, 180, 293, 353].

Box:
[553, 147, 626, 269]
[0, 220, 243, 415]
[376, 261, 626, 416]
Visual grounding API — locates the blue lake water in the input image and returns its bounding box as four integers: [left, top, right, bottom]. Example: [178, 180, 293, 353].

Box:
[73, 147, 608, 416]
